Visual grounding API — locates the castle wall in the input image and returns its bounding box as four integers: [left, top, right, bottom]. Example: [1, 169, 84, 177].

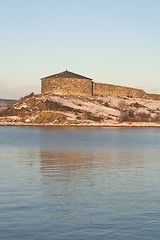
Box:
[41, 78, 93, 96]
[41, 74, 160, 100]
[93, 82, 149, 99]
[147, 93, 160, 100]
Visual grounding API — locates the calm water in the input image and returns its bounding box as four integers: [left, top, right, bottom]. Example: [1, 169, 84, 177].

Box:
[0, 126, 160, 240]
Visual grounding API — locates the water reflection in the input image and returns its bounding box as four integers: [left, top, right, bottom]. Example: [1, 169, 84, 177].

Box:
[39, 148, 148, 180]
[40, 150, 94, 179]
[1, 127, 160, 240]
[41, 150, 95, 168]
[39, 148, 154, 201]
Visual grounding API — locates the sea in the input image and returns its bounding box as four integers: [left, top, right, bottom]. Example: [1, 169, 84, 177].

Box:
[0, 126, 160, 240]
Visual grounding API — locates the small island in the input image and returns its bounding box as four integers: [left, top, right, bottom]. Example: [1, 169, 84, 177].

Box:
[1, 70, 160, 127]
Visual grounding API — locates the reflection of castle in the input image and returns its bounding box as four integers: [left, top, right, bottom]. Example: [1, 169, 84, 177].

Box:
[40, 150, 94, 174]
[41, 70, 160, 100]
[39, 149, 144, 178]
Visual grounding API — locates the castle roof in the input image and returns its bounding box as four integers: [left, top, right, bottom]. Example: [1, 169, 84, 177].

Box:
[41, 70, 92, 80]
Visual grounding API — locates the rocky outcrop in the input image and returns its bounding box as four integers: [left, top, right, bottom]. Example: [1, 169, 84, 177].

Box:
[1, 93, 160, 125]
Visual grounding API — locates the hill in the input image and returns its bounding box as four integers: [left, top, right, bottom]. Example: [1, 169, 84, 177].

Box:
[0, 98, 18, 114]
[0, 93, 160, 126]
[0, 98, 18, 106]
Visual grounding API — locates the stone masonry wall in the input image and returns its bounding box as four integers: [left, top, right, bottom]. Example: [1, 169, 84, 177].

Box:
[93, 82, 149, 99]
[41, 78, 93, 96]
[147, 93, 160, 100]
[41, 76, 160, 100]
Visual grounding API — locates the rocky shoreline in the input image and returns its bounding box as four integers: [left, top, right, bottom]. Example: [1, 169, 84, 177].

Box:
[1, 121, 160, 128]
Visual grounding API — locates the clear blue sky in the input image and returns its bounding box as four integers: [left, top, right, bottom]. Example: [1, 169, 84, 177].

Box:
[0, 0, 160, 99]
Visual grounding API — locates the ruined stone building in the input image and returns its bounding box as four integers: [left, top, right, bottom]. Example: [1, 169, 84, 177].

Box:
[41, 70, 160, 100]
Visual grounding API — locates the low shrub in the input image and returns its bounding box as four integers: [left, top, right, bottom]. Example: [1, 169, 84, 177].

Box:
[85, 112, 103, 122]
[135, 111, 151, 122]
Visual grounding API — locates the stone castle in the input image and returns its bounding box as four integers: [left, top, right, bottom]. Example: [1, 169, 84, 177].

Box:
[41, 70, 160, 100]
